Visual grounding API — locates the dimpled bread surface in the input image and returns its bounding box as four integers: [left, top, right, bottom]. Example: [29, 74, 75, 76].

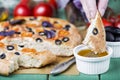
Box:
[0, 17, 82, 75]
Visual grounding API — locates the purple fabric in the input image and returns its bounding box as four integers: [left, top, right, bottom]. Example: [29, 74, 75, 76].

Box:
[73, 0, 89, 22]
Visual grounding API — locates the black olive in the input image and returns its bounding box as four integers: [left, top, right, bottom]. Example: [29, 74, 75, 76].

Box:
[0, 53, 6, 59]
[15, 32, 21, 34]
[62, 37, 69, 42]
[7, 45, 14, 50]
[63, 25, 71, 31]
[29, 17, 37, 20]
[115, 35, 120, 42]
[39, 32, 46, 36]
[105, 27, 120, 35]
[26, 27, 33, 32]
[55, 39, 62, 45]
[32, 32, 35, 34]
[14, 52, 20, 55]
[106, 31, 115, 41]
[4, 27, 9, 31]
[92, 28, 98, 35]
[36, 38, 43, 42]
[9, 19, 25, 25]
[18, 45, 24, 48]
[26, 27, 35, 34]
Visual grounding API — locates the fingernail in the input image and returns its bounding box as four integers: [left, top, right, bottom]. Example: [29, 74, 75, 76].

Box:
[99, 8, 105, 16]
[90, 12, 96, 19]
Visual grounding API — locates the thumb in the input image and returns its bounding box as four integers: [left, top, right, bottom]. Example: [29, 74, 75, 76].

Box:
[98, 0, 109, 16]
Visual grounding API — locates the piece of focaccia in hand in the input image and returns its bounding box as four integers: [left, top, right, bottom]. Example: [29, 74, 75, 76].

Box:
[83, 11, 106, 53]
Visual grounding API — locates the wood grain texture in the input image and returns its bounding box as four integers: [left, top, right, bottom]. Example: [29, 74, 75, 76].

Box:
[49, 74, 98, 80]
[0, 74, 47, 80]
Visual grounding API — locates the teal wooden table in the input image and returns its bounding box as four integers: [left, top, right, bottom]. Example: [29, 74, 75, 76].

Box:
[0, 58, 120, 80]
[0, 0, 120, 80]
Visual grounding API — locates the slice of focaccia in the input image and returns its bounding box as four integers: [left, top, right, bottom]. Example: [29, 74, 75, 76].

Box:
[83, 11, 106, 53]
[0, 52, 19, 75]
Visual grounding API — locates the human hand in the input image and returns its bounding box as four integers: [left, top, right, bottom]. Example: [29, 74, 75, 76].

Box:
[80, 0, 109, 21]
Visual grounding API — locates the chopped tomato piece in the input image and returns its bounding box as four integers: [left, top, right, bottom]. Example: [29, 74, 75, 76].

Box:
[58, 30, 69, 37]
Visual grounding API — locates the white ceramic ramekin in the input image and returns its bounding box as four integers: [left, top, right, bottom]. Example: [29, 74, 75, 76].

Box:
[73, 44, 113, 75]
[106, 41, 120, 58]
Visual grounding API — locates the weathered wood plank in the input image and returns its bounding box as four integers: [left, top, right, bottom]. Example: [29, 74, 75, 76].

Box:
[101, 58, 120, 80]
[0, 74, 47, 80]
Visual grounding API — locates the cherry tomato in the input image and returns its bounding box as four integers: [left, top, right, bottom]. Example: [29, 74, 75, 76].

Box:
[14, 4, 31, 17]
[102, 18, 113, 27]
[33, 2, 54, 17]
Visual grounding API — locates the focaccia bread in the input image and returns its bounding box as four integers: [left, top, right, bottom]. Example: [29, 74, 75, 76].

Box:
[0, 17, 82, 75]
[0, 17, 82, 56]
[83, 11, 106, 53]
